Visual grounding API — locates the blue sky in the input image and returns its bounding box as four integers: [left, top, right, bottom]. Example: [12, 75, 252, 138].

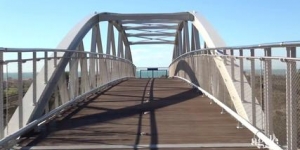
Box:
[1, 0, 300, 68]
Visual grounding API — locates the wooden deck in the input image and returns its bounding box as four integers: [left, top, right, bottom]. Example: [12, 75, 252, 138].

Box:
[17, 78, 261, 150]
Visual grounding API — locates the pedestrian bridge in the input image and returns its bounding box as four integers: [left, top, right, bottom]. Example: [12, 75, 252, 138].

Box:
[0, 12, 299, 150]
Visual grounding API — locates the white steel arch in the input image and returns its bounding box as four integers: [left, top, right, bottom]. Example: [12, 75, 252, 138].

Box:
[190, 11, 263, 128]
[5, 11, 262, 141]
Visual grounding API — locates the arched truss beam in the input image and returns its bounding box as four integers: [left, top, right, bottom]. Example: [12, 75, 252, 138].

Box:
[127, 32, 176, 37]
[115, 12, 193, 46]
[23, 13, 138, 124]
[25, 12, 193, 124]
[187, 12, 253, 120]
[123, 25, 178, 30]
[99, 12, 194, 21]
[4, 11, 261, 139]
[190, 12, 226, 48]
[171, 12, 262, 126]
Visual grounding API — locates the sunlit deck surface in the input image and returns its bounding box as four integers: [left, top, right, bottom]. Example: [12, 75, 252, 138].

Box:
[17, 78, 262, 150]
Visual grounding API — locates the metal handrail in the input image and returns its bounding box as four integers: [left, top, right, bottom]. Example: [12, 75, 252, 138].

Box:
[170, 40, 300, 67]
[0, 47, 133, 64]
[175, 76, 283, 150]
[0, 77, 129, 149]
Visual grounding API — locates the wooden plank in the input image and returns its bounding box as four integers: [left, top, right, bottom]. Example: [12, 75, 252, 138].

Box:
[18, 78, 261, 150]
[16, 143, 256, 149]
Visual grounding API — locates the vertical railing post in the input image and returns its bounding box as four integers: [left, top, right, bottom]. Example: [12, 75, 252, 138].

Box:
[230, 49, 235, 80]
[263, 48, 273, 137]
[44, 51, 49, 113]
[250, 48, 256, 127]
[18, 52, 23, 128]
[96, 56, 99, 86]
[0, 51, 4, 138]
[32, 52, 37, 105]
[44, 51, 48, 84]
[286, 47, 297, 150]
[69, 55, 75, 99]
[54, 87, 59, 108]
[239, 49, 244, 102]
[54, 51, 57, 67]
[223, 49, 227, 65]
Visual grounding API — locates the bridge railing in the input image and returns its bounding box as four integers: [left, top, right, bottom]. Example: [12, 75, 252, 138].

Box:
[0, 48, 135, 148]
[169, 41, 300, 150]
[136, 67, 169, 78]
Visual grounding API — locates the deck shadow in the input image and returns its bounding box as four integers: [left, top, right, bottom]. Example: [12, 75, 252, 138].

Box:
[23, 79, 201, 147]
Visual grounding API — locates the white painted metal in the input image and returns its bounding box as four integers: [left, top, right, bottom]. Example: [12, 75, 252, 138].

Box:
[95, 24, 103, 54]
[286, 47, 297, 150]
[32, 52, 37, 105]
[177, 31, 182, 56]
[106, 23, 113, 55]
[5, 14, 98, 135]
[44, 52, 48, 83]
[263, 48, 273, 136]
[69, 53, 79, 99]
[17, 52, 23, 129]
[127, 33, 176, 37]
[250, 49, 256, 127]
[239, 49, 244, 102]
[57, 72, 70, 104]
[16, 143, 255, 150]
[98, 12, 194, 21]
[0, 77, 129, 149]
[5, 11, 141, 135]
[176, 76, 282, 150]
[123, 25, 178, 30]
[191, 12, 263, 128]
[183, 21, 190, 53]
[90, 25, 98, 89]
[111, 27, 116, 56]
[191, 25, 200, 50]
[0, 52, 3, 139]
[2, 11, 297, 149]
[79, 42, 89, 93]
[120, 20, 181, 24]
[129, 41, 174, 45]
[53, 51, 57, 67]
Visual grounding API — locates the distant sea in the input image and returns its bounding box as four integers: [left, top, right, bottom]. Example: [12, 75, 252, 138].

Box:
[3, 72, 33, 80]
[136, 70, 169, 78]
[2, 69, 289, 80]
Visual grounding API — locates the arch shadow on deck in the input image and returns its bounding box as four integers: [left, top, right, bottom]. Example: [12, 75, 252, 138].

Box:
[18, 78, 257, 150]
[173, 59, 200, 87]
[20, 79, 199, 146]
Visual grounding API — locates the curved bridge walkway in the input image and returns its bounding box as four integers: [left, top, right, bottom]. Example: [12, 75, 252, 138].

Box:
[17, 78, 260, 150]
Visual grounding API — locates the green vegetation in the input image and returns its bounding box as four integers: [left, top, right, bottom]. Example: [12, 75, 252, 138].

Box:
[246, 74, 300, 146]
[4, 87, 18, 96]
